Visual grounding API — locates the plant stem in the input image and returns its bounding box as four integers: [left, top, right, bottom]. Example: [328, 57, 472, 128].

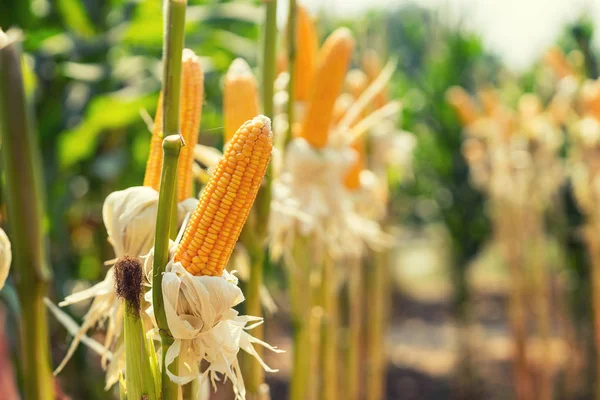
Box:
[286, 0, 297, 145]
[124, 306, 158, 400]
[346, 256, 362, 400]
[0, 29, 53, 400]
[503, 206, 533, 400]
[584, 222, 600, 400]
[181, 378, 198, 400]
[320, 254, 338, 400]
[529, 213, 552, 400]
[155, 1, 186, 394]
[240, 3, 278, 396]
[162, 0, 187, 240]
[289, 235, 312, 400]
[261, 0, 277, 121]
[365, 247, 389, 400]
[152, 135, 182, 400]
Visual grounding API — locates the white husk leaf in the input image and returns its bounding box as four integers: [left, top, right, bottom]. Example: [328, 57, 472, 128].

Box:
[143, 253, 283, 400]
[49, 186, 198, 389]
[270, 138, 389, 261]
[0, 227, 12, 291]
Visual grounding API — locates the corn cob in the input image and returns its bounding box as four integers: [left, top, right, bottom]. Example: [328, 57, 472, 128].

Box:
[174, 115, 273, 276]
[300, 28, 355, 148]
[178, 50, 204, 201]
[144, 49, 204, 202]
[345, 69, 369, 100]
[292, 5, 318, 103]
[224, 58, 260, 143]
[143, 92, 164, 190]
[445, 86, 480, 126]
[344, 138, 365, 190]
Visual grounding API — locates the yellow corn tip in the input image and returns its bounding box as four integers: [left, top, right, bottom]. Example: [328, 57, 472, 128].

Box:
[224, 58, 260, 143]
[345, 69, 369, 100]
[300, 27, 355, 149]
[293, 5, 319, 102]
[361, 49, 388, 108]
[344, 138, 365, 190]
[445, 86, 480, 126]
[174, 115, 273, 276]
[144, 49, 204, 202]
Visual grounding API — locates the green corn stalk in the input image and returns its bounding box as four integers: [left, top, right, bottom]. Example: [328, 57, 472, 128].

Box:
[0, 29, 54, 400]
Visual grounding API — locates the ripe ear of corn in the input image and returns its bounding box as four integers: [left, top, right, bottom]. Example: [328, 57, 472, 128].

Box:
[300, 27, 355, 148]
[292, 5, 319, 103]
[143, 92, 164, 190]
[224, 58, 260, 143]
[178, 49, 204, 201]
[144, 49, 204, 202]
[174, 115, 273, 276]
[344, 138, 365, 190]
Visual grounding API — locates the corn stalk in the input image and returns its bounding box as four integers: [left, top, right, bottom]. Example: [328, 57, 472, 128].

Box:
[0, 29, 54, 400]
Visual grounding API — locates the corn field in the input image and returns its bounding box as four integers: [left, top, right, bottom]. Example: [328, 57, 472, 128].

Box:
[1, 1, 600, 400]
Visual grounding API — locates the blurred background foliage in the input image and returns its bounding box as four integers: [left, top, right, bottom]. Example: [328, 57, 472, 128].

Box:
[1, 0, 599, 398]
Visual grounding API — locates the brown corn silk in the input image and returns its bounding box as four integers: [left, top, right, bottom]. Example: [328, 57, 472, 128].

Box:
[174, 116, 273, 276]
[299, 27, 355, 148]
[224, 59, 260, 143]
[144, 49, 204, 201]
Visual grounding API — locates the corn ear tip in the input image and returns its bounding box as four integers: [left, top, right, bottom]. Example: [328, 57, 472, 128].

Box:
[227, 58, 253, 77]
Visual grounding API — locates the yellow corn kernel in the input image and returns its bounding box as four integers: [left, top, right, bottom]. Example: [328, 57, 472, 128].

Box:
[293, 5, 319, 102]
[362, 49, 388, 108]
[224, 58, 260, 143]
[300, 27, 355, 148]
[445, 86, 480, 126]
[344, 138, 365, 190]
[144, 92, 164, 191]
[178, 49, 204, 201]
[143, 49, 204, 202]
[174, 115, 273, 276]
[345, 69, 369, 100]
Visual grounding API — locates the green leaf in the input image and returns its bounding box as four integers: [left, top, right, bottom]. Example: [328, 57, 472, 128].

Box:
[58, 94, 155, 168]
